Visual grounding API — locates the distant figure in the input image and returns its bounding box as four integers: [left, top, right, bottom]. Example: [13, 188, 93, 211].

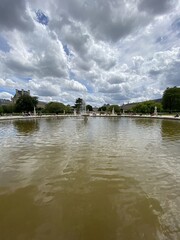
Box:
[175, 113, 179, 117]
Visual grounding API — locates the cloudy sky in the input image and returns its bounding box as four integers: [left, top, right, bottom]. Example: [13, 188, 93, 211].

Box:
[0, 0, 180, 106]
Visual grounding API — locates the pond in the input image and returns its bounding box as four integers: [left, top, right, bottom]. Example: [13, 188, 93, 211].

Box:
[0, 117, 180, 240]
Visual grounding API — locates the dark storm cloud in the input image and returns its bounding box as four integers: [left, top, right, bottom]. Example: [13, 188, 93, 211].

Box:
[0, 0, 34, 31]
[76, 59, 93, 72]
[52, 0, 149, 43]
[6, 58, 67, 79]
[109, 93, 130, 102]
[108, 75, 125, 84]
[138, 0, 175, 15]
[98, 84, 121, 94]
[51, 16, 91, 58]
[6, 59, 35, 75]
[57, 0, 176, 43]
[89, 58, 115, 71]
[149, 69, 162, 76]
[64, 27, 90, 57]
[34, 87, 59, 97]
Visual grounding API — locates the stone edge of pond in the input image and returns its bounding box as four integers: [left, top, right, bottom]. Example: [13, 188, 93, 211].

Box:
[0, 114, 180, 121]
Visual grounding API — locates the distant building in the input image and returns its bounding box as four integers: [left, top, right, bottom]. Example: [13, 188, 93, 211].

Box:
[11, 89, 30, 103]
[0, 99, 11, 105]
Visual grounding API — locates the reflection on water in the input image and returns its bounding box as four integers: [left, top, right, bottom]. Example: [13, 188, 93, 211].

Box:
[161, 119, 180, 140]
[0, 174, 165, 240]
[0, 117, 180, 240]
[13, 119, 39, 134]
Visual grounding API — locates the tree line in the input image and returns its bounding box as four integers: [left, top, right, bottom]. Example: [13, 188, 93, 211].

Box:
[129, 87, 180, 114]
[0, 87, 180, 115]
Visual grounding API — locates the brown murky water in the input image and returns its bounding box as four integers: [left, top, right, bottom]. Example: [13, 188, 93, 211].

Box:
[0, 117, 180, 240]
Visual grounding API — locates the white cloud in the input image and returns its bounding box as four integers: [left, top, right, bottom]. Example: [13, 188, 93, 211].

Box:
[0, 0, 180, 106]
[0, 78, 15, 87]
[3, 24, 68, 79]
[63, 79, 87, 92]
[0, 91, 13, 100]
[29, 79, 61, 97]
[0, 78, 5, 86]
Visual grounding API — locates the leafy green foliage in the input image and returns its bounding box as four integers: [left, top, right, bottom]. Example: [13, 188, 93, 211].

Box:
[98, 104, 109, 112]
[162, 87, 180, 112]
[0, 105, 3, 115]
[132, 101, 163, 114]
[98, 104, 120, 114]
[107, 105, 121, 114]
[2, 104, 16, 113]
[86, 104, 93, 111]
[65, 105, 73, 114]
[44, 102, 70, 114]
[15, 95, 38, 113]
[75, 98, 84, 114]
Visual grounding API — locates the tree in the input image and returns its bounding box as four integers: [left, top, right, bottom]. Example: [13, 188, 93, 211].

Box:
[86, 104, 93, 111]
[132, 101, 163, 114]
[108, 105, 121, 114]
[98, 104, 109, 112]
[75, 98, 84, 114]
[15, 95, 38, 113]
[65, 105, 73, 114]
[44, 102, 67, 114]
[2, 104, 16, 114]
[162, 87, 180, 112]
[0, 105, 3, 115]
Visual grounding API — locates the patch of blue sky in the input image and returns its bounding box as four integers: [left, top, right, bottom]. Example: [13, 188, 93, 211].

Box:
[63, 44, 70, 56]
[156, 35, 168, 44]
[36, 9, 49, 25]
[19, 76, 32, 82]
[78, 79, 93, 94]
[0, 35, 11, 52]
[86, 85, 93, 94]
[63, 44, 74, 57]
[0, 87, 14, 95]
[171, 17, 180, 31]
[69, 70, 76, 80]
[176, 32, 180, 38]
[12, 76, 32, 84]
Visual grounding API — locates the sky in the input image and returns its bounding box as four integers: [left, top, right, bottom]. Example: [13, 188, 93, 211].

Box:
[0, 0, 180, 107]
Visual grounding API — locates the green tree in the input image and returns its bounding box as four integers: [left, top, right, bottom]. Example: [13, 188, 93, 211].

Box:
[75, 98, 84, 114]
[108, 105, 121, 114]
[44, 102, 67, 114]
[2, 104, 16, 114]
[162, 87, 180, 112]
[86, 104, 93, 111]
[65, 105, 73, 114]
[0, 105, 3, 115]
[98, 104, 109, 112]
[15, 95, 38, 113]
[132, 101, 162, 114]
